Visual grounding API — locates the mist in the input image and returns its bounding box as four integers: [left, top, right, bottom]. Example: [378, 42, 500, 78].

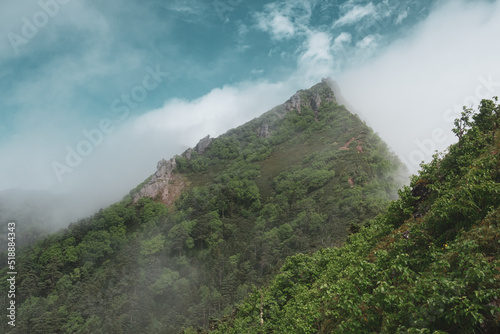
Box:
[337, 0, 500, 172]
[1, 0, 500, 232]
[0, 80, 300, 229]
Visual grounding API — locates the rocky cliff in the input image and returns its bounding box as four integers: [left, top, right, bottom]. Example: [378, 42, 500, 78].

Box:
[133, 78, 337, 206]
[132, 135, 214, 206]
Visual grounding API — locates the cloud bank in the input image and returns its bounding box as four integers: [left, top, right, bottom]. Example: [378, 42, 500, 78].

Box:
[2, 0, 500, 228]
[337, 0, 500, 172]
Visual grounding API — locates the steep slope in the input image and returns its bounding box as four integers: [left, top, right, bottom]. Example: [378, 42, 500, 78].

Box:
[0, 79, 405, 333]
[0, 190, 98, 250]
[209, 99, 500, 333]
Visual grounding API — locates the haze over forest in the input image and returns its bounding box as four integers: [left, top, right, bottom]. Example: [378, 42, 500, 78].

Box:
[1, 0, 500, 226]
[1, 1, 500, 333]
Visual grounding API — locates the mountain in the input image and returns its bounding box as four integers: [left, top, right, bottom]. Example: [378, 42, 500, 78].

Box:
[0, 189, 124, 251]
[208, 99, 500, 333]
[0, 79, 406, 333]
[0, 190, 88, 250]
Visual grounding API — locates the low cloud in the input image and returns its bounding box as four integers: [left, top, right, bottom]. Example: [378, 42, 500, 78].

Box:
[337, 0, 500, 172]
[2, 0, 500, 230]
[0, 78, 300, 225]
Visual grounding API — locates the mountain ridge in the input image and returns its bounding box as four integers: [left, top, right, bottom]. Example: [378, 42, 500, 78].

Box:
[130, 78, 405, 207]
[0, 79, 407, 333]
[207, 97, 500, 334]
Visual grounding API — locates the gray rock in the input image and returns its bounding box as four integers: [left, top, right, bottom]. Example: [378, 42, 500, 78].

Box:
[311, 93, 322, 111]
[285, 92, 303, 114]
[195, 135, 212, 154]
[183, 148, 193, 160]
[259, 123, 270, 138]
[133, 157, 180, 205]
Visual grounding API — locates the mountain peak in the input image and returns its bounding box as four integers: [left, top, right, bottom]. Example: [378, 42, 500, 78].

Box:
[285, 78, 336, 116]
[7, 79, 410, 334]
[131, 79, 341, 205]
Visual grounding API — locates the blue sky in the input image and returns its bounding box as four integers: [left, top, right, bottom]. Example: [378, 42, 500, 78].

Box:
[1, 0, 500, 221]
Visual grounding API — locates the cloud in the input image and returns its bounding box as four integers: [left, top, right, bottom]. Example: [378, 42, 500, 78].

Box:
[272, 15, 296, 39]
[355, 34, 380, 50]
[257, 13, 296, 40]
[337, 0, 500, 173]
[333, 3, 376, 27]
[0, 1, 112, 59]
[297, 32, 335, 82]
[3, 0, 500, 230]
[251, 69, 264, 75]
[395, 10, 409, 25]
[161, 0, 206, 14]
[159, 0, 210, 24]
[333, 32, 352, 48]
[130, 81, 296, 144]
[0, 77, 301, 224]
[254, 0, 314, 40]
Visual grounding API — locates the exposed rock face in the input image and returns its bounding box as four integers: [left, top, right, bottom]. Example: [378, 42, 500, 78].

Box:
[180, 135, 212, 161]
[284, 78, 336, 118]
[195, 135, 212, 154]
[285, 93, 303, 114]
[133, 158, 185, 207]
[157, 158, 176, 176]
[183, 148, 193, 160]
[259, 123, 270, 138]
[311, 92, 322, 111]
[133, 134, 214, 206]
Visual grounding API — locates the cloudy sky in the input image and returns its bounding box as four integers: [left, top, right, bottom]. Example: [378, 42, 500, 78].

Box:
[1, 0, 500, 221]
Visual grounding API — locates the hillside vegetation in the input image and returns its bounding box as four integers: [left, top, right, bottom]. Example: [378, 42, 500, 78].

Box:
[0, 80, 405, 333]
[208, 99, 500, 333]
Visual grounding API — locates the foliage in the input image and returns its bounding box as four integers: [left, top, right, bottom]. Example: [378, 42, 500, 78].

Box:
[210, 99, 500, 334]
[0, 81, 405, 334]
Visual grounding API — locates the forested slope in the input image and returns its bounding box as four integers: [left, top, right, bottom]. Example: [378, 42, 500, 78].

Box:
[0, 80, 405, 333]
[209, 99, 500, 333]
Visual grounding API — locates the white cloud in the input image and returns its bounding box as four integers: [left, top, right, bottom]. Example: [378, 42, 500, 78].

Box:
[0, 76, 304, 226]
[334, 32, 352, 47]
[0, 78, 300, 191]
[271, 15, 296, 39]
[297, 32, 335, 83]
[395, 10, 409, 25]
[251, 69, 264, 75]
[159, 0, 210, 24]
[161, 0, 205, 14]
[0, 1, 112, 59]
[337, 0, 500, 173]
[257, 14, 296, 40]
[4, 0, 500, 229]
[254, 0, 314, 40]
[356, 34, 379, 49]
[334, 3, 376, 27]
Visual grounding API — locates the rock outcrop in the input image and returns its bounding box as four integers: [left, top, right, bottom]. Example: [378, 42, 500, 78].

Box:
[194, 135, 212, 154]
[284, 78, 336, 119]
[133, 158, 184, 207]
[132, 78, 339, 207]
[259, 123, 270, 138]
[133, 134, 214, 206]
[285, 93, 303, 114]
[181, 135, 213, 161]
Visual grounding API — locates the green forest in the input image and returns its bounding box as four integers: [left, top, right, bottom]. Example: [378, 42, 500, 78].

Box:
[1, 81, 498, 333]
[208, 99, 500, 333]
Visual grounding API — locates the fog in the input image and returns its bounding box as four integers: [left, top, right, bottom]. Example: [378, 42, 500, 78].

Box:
[0, 81, 301, 228]
[337, 0, 500, 172]
[1, 0, 499, 231]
